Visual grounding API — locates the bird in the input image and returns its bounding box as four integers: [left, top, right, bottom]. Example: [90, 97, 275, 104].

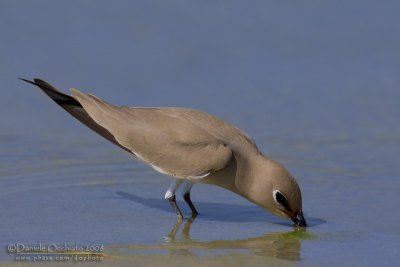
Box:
[21, 78, 307, 227]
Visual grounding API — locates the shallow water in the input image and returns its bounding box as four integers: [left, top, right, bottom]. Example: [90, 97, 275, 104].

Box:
[1, 1, 400, 266]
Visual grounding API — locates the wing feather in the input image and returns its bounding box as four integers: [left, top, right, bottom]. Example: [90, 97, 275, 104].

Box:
[71, 89, 233, 178]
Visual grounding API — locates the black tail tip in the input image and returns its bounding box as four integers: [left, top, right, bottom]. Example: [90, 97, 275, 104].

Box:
[19, 78, 53, 89]
[18, 77, 37, 85]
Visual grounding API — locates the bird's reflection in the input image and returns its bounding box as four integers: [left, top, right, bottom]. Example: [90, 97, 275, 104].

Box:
[125, 218, 314, 261]
[116, 191, 318, 261]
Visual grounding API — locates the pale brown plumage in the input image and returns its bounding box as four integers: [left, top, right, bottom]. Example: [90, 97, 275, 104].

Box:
[21, 78, 306, 226]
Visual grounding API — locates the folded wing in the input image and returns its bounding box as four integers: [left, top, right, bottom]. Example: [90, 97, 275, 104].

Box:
[70, 88, 233, 179]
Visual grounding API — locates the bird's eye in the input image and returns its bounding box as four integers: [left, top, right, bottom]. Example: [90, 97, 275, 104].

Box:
[273, 190, 290, 211]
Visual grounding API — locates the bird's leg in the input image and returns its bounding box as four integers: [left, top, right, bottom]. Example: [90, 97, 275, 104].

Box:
[183, 193, 198, 218]
[168, 195, 183, 220]
[165, 179, 184, 219]
[182, 181, 198, 217]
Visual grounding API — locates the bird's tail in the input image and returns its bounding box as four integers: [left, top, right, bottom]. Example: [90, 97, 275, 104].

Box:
[20, 78, 129, 151]
[20, 78, 82, 108]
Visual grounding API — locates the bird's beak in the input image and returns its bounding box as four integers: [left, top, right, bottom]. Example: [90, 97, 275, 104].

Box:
[291, 211, 307, 227]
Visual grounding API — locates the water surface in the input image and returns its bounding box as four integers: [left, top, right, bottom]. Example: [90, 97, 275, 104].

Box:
[1, 1, 400, 266]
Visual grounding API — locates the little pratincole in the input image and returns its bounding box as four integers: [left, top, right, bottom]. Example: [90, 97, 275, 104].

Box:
[21, 78, 306, 227]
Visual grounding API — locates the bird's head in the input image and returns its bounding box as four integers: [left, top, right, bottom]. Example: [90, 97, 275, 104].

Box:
[271, 187, 306, 227]
[237, 156, 307, 227]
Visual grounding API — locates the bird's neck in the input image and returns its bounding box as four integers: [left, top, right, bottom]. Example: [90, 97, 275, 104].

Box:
[232, 153, 275, 209]
[203, 152, 275, 210]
